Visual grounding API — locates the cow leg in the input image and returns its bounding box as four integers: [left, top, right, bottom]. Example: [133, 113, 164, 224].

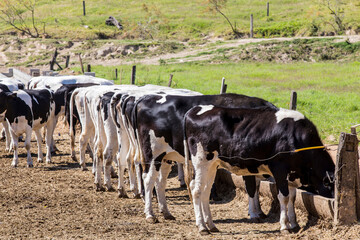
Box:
[288, 186, 299, 232]
[0, 126, 4, 139]
[34, 129, 44, 163]
[201, 166, 219, 232]
[2, 122, 12, 152]
[135, 163, 143, 199]
[244, 176, 265, 222]
[23, 128, 33, 168]
[70, 123, 77, 161]
[10, 132, 19, 167]
[143, 162, 160, 223]
[103, 147, 115, 192]
[45, 119, 56, 164]
[276, 180, 291, 232]
[116, 151, 128, 198]
[190, 172, 209, 235]
[94, 138, 105, 191]
[131, 144, 142, 198]
[177, 163, 186, 188]
[155, 161, 175, 220]
[79, 132, 91, 170]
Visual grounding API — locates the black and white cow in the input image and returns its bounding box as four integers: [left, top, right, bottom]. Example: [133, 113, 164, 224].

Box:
[132, 93, 277, 222]
[0, 89, 56, 167]
[110, 86, 201, 198]
[183, 106, 335, 234]
[28, 75, 114, 155]
[0, 78, 25, 150]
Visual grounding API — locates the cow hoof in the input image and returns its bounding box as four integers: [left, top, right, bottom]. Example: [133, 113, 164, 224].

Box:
[106, 186, 115, 192]
[11, 163, 17, 168]
[81, 166, 88, 171]
[210, 227, 220, 233]
[37, 159, 43, 163]
[180, 183, 187, 189]
[199, 229, 211, 235]
[132, 193, 141, 199]
[118, 190, 129, 198]
[163, 213, 176, 220]
[146, 216, 159, 224]
[290, 225, 301, 233]
[46, 160, 51, 164]
[27, 164, 33, 168]
[250, 217, 261, 223]
[95, 185, 105, 192]
[259, 213, 267, 218]
[71, 155, 77, 162]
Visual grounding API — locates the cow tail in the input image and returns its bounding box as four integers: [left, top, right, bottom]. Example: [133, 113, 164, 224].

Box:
[69, 89, 78, 148]
[63, 88, 70, 126]
[110, 93, 121, 128]
[120, 95, 131, 130]
[131, 95, 147, 140]
[183, 109, 193, 203]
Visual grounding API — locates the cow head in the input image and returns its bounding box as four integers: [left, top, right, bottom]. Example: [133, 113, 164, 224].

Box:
[293, 118, 335, 198]
[307, 149, 335, 198]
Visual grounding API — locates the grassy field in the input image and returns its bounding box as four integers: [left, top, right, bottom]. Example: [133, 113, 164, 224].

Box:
[0, 0, 359, 40]
[72, 61, 360, 143]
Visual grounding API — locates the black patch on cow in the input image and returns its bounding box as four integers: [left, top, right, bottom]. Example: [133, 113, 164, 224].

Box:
[0, 84, 11, 92]
[15, 118, 18, 123]
[2, 90, 33, 127]
[206, 152, 214, 161]
[243, 176, 257, 198]
[25, 89, 53, 124]
[100, 92, 115, 121]
[154, 152, 166, 172]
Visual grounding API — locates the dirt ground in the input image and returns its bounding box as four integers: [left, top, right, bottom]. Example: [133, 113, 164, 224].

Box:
[0, 124, 360, 240]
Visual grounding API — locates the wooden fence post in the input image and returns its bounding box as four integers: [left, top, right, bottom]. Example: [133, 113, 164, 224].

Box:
[115, 68, 118, 80]
[333, 132, 360, 225]
[351, 124, 360, 219]
[267, 2, 270, 17]
[87, 64, 91, 72]
[50, 48, 58, 71]
[250, 14, 254, 38]
[168, 74, 173, 87]
[220, 77, 227, 94]
[65, 55, 70, 68]
[78, 54, 84, 74]
[290, 91, 297, 110]
[131, 65, 136, 85]
[83, 1, 86, 16]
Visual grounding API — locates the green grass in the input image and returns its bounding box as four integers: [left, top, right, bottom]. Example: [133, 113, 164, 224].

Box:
[0, 0, 359, 40]
[72, 61, 360, 143]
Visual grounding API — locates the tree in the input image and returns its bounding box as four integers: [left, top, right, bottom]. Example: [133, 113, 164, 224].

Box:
[0, 0, 44, 38]
[319, 0, 347, 34]
[205, 0, 241, 37]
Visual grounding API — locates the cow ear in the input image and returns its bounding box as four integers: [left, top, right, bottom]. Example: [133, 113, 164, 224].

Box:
[5, 92, 16, 99]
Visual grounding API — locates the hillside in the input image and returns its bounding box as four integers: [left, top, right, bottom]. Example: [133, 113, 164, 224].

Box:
[0, 0, 359, 40]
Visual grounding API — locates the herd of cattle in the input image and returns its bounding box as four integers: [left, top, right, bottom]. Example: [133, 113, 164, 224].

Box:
[0, 74, 335, 235]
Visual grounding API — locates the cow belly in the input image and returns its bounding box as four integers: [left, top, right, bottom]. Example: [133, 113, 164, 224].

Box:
[219, 160, 273, 176]
[8, 116, 30, 135]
